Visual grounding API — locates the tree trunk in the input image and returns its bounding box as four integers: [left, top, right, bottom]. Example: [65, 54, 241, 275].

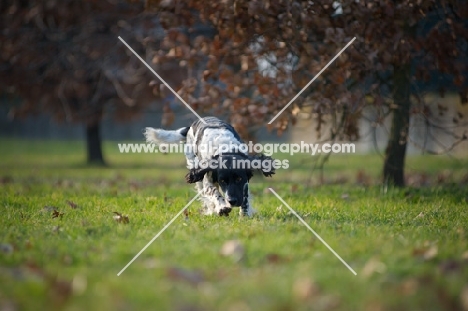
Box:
[86, 121, 105, 165]
[383, 65, 411, 187]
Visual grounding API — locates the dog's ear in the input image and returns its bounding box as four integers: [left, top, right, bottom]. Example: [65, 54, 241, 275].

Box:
[247, 169, 253, 181]
[251, 154, 276, 177]
[185, 168, 210, 183]
[185, 155, 219, 183]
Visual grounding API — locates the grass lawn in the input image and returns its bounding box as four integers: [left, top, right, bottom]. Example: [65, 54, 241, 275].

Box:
[1, 139, 468, 311]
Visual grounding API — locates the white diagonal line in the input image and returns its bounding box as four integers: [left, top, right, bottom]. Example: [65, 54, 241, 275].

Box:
[268, 37, 356, 124]
[117, 193, 201, 276]
[268, 188, 357, 275]
[118, 36, 206, 124]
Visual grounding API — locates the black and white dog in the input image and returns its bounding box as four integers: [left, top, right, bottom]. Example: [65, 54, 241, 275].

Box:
[144, 117, 274, 216]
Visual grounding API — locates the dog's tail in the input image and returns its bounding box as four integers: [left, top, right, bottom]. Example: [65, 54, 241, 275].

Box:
[144, 127, 189, 144]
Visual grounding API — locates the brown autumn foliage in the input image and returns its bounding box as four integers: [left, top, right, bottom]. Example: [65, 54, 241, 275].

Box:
[1, 0, 158, 118]
[1, 0, 467, 184]
[0, 0, 164, 163]
[144, 0, 468, 185]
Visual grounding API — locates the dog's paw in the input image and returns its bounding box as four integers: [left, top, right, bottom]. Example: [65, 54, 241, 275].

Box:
[185, 170, 200, 183]
[185, 172, 194, 183]
[218, 206, 232, 216]
[251, 154, 276, 177]
[240, 184, 250, 214]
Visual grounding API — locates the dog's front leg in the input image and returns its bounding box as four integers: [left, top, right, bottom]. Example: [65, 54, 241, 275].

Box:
[202, 173, 231, 216]
[240, 183, 253, 216]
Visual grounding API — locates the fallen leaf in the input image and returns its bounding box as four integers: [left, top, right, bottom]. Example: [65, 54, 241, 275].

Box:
[265, 253, 284, 264]
[72, 274, 87, 295]
[413, 244, 438, 261]
[166, 267, 204, 286]
[292, 278, 320, 300]
[423, 245, 438, 260]
[356, 169, 371, 186]
[66, 200, 78, 209]
[48, 275, 72, 306]
[52, 209, 64, 219]
[398, 278, 418, 296]
[143, 258, 163, 269]
[113, 212, 129, 224]
[438, 260, 461, 275]
[362, 257, 386, 277]
[291, 184, 298, 193]
[220, 240, 245, 262]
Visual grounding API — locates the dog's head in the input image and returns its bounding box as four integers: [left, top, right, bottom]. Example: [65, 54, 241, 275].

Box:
[185, 154, 275, 207]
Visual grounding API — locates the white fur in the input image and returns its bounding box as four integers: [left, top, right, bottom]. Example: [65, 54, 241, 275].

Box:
[144, 127, 187, 144]
[145, 119, 253, 216]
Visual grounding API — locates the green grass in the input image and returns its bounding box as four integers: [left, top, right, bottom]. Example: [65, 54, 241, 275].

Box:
[1, 139, 468, 310]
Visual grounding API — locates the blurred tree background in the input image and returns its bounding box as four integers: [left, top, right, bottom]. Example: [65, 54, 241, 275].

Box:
[1, 0, 467, 185]
[1, 0, 166, 164]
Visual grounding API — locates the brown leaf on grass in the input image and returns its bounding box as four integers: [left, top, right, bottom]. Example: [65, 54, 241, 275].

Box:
[52, 209, 64, 219]
[66, 200, 78, 209]
[265, 253, 287, 264]
[113, 212, 129, 224]
[438, 260, 462, 275]
[356, 169, 371, 186]
[292, 278, 320, 300]
[265, 254, 283, 264]
[220, 240, 245, 262]
[412, 244, 438, 261]
[166, 267, 204, 286]
[398, 278, 419, 296]
[414, 212, 424, 219]
[291, 184, 299, 193]
[48, 275, 73, 307]
[362, 257, 386, 278]
[25, 261, 46, 278]
[72, 274, 87, 295]
[423, 245, 438, 260]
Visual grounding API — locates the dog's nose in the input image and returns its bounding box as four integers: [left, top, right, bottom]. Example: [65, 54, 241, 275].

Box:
[228, 199, 237, 206]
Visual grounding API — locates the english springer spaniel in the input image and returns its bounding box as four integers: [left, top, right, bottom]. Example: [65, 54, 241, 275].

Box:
[144, 116, 274, 216]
